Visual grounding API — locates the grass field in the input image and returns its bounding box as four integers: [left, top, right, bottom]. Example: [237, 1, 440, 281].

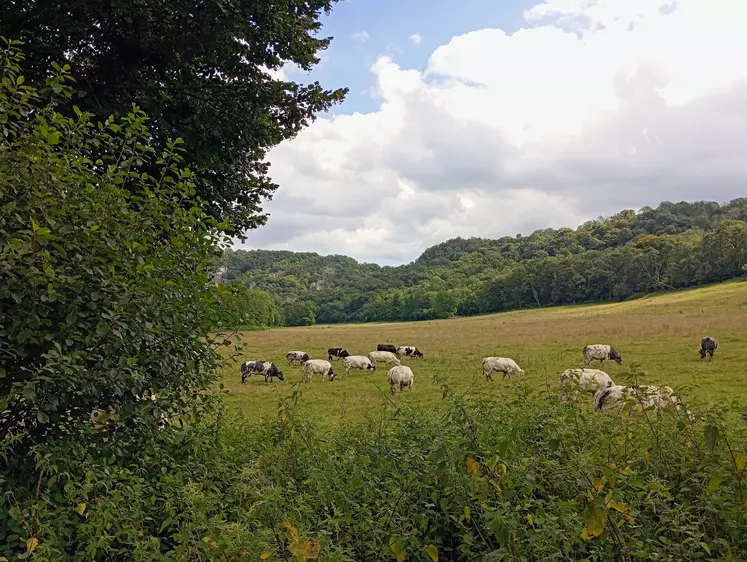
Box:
[221, 281, 747, 423]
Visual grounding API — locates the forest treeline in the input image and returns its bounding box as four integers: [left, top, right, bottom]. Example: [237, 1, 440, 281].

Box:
[223, 199, 747, 325]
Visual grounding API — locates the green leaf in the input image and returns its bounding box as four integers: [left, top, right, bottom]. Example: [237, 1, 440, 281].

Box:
[424, 544, 438, 561]
[581, 501, 607, 540]
[389, 536, 406, 562]
[734, 452, 747, 474]
[37, 412, 49, 424]
[704, 424, 719, 452]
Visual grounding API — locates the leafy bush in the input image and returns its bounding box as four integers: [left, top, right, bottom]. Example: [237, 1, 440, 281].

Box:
[10, 379, 745, 560]
[0, 40, 229, 556]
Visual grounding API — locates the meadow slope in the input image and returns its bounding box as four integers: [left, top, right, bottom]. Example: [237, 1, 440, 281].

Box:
[223, 281, 747, 422]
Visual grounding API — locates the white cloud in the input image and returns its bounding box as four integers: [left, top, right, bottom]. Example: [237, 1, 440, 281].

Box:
[410, 33, 423, 45]
[241, 0, 747, 265]
[351, 30, 370, 42]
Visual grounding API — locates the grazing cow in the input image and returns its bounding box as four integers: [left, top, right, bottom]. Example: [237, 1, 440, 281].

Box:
[396, 345, 424, 359]
[301, 359, 337, 382]
[482, 357, 524, 381]
[583, 344, 623, 368]
[368, 350, 401, 366]
[700, 337, 718, 360]
[342, 355, 376, 375]
[594, 385, 684, 415]
[377, 344, 397, 354]
[286, 351, 310, 365]
[240, 360, 257, 384]
[559, 368, 614, 400]
[327, 347, 350, 361]
[387, 365, 414, 393]
[251, 361, 284, 382]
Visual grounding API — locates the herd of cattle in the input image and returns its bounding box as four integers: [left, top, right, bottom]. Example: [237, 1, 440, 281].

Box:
[239, 337, 719, 409]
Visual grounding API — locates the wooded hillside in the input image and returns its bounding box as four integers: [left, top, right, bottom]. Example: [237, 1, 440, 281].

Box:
[223, 199, 747, 325]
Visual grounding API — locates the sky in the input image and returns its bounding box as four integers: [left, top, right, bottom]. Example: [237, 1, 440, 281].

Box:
[238, 0, 747, 266]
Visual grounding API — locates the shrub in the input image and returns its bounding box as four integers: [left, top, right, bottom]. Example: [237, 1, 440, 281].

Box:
[0, 40, 229, 558]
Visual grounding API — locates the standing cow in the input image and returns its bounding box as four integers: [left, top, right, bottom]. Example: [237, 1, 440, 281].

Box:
[327, 347, 351, 361]
[700, 337, 718, 360]
[583, 344, 623, 368]
[286, 351, 310, 365]
[396, 345, 423, 359]
[251, 361, 285, 382]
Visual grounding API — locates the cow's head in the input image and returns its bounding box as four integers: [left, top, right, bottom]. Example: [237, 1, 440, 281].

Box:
[414, 349, 423, 358]
[276, 370, 285, 381]
[329, 370, 337, 381]
[367, 363, 376, 371]
[609, 348, 623, 364]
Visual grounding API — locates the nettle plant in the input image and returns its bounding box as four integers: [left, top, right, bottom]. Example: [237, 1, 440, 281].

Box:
[0, 38, 233, 549]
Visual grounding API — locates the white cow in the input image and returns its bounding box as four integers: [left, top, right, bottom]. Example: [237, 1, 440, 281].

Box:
[559, 368, 614, 400]
[387, 365, 414, 393]
[594, 385, 683, 415]
[482, 357, 524, 381]
[300, 359, 337, 383]
[583, 344, 623, 368]
[285, 351, 309, 365]
[342, 355, 376, 375]
[368, 350, 401, 367]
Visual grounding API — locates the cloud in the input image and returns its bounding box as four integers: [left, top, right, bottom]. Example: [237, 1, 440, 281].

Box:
[410, 33, 423, 45]
[351, 30, 370, 42]
[240, 0, 747, 265]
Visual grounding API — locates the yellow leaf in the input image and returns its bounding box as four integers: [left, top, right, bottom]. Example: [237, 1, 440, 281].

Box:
[76, 503, 86, 515]
[432, 476, 439, 485]
[643, 451, 651, 462]
[606, 495, 635, 523]
[527, 514, 534, 526]
[580, 503, 606, 540]
[593, 476, 607, 493]
[424, 544, 439, 561]
[260, 550, 275, 559]
[500, 463, 507, 474]
[0, 556, 8, 562]
[466, 457, 479, 476]
[220, 552, 228, 562]
[735, 452, 747, 473]
[26, 538, 39, 554]
[283, 521, 300, 542]
[463, 505, 471, 521]
[389, 536, 406, 562]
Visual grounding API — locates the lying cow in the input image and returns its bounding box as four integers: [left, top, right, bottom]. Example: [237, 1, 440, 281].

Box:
[251, 361, 284, 382]
[377, 344, 397, 354]
[700, 337, 718, 360]
[583, 344, 623, 368]
[559, 368, 614, 400]
[396, 345, 423, 359]
[327, 347, 350, 361]
[594, 385, 684, 416]
[286, 351, 310, 365]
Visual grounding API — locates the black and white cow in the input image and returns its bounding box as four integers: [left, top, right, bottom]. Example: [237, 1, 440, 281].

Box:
[240, 360, 257, 384]
[396, 345, 424, 359]
[327, 347, 350, 361]
[377, 344, 397, 354]
[252, 361, 285, 382]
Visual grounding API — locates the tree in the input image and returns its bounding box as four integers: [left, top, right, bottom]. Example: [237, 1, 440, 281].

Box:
[0, 1, 348, 234]
[281, 301, 317, 326]
[0, 42, 223, 468]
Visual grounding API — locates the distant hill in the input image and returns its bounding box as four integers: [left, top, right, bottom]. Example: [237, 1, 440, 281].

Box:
[222, 199, 747, 325]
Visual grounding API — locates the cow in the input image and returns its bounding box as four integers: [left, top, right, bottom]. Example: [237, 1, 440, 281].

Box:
[482, 357, 524, 381]
[327, 347, 351, 361]
[377, 344, 397, 354]
[396, 345, 424, 359]
[240, 360, 257, 384]
[301, 359, 337, 382]
[286, 351, 310, 365]
[368, 350, 401, 366]
[251, 361, 284, 382]
[387, 365, 414, 393]
[342, 355, 376, 375]
[700, 337, 718, 360]
[583, 344, 623, 368]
